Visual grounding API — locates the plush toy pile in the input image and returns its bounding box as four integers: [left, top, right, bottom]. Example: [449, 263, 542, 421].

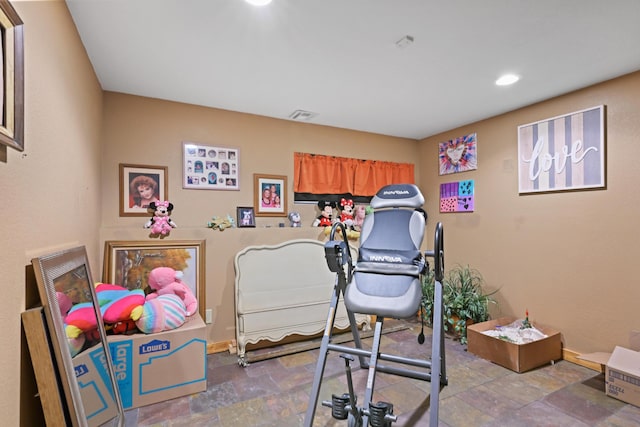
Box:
[58, 266, 198, 356]
[315, 198, 369, 240]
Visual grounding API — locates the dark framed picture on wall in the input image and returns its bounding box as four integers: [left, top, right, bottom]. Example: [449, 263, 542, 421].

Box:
[0, 1, 24, 151]
[236, 207, 256, 228]
[253, 173, 287, 217]
[119, 163, 168, 217]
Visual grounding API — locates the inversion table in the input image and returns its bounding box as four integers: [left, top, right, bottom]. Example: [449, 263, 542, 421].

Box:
[304, 183, 447, 427]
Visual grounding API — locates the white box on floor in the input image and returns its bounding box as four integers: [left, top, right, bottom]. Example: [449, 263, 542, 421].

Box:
[579, 331, 640, 407]
[107, 314, 207, 409]
[606, 346, 640, 407]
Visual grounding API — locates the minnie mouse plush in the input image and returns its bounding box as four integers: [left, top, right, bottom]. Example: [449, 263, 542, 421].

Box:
[144, 201, 177, 236]
[339, 198, 355, 228]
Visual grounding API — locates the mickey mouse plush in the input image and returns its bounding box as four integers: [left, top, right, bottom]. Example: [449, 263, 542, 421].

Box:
[144, 201, 177, 236]
[312, 201, 336, 227]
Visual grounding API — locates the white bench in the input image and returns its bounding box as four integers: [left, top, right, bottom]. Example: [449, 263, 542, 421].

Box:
[234, 239, 369, 365]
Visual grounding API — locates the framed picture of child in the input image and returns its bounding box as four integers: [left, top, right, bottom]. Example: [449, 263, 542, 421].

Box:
[119, 163, 169, 217]
[253, 173, 287, 217]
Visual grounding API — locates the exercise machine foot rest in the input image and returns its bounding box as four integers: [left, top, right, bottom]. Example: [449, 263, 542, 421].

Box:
[368, 401, 396, 427]
[323, 393, 356, 420]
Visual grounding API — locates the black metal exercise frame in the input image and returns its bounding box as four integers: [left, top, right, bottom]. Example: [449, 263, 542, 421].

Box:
[304, 221, 447, 427]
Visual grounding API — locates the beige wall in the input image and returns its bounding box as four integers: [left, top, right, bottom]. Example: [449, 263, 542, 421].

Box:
[418, 71, 640, 354]
[6, 0, 640, 423]
[1, 1, 103, 425]
[99, 92, 418, 345]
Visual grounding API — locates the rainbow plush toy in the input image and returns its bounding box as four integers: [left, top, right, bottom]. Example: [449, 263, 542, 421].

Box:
[136, 294, 187, 334]
[64, 301, 99, 340]
[57, 291, 86, 356]
[95, 283, 146, 325]
[64, 283, 145, 340]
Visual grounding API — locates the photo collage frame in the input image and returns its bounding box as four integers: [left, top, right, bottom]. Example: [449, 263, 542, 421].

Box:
[183, 142, 239, 190]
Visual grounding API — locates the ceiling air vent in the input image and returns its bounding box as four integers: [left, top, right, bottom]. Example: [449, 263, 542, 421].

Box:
[288, 110, 317, 121]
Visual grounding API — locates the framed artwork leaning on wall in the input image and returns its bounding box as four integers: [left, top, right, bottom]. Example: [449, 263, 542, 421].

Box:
[103, 240, 206, 321]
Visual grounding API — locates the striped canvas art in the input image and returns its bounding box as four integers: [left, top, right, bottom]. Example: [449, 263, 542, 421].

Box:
[518, 105, 605, 194]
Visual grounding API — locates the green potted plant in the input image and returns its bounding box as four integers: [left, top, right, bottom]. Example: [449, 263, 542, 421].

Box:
[421, 264, 498, 344]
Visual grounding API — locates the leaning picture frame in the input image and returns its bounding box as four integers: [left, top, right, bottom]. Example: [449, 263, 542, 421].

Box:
[236, 206, 256, 228]
[254, 173, 288, 217]
[0, 1, 24, 151]
[183, 141, 240, 190]
[119, 163, 169, 217]
[103, 240, 206, 320]
[31, 246, 124, 427]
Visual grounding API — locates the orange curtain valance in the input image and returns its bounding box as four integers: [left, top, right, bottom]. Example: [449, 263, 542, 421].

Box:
[293, 152, 415, 197]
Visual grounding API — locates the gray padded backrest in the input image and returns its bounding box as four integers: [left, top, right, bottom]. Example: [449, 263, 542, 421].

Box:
[356, 210, 425, 276]
[356, 184, 425, 276]
[345, 183, 426, 318]
[370, 183, 425, 209]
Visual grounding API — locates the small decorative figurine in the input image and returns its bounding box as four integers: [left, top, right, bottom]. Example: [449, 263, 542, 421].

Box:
[207, 215, 235, 231]
[288, 211, 302, 227]
[521, 309, 532, 329]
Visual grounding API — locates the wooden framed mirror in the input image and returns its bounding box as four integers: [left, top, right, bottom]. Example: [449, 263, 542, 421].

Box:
[31, 246, 124, 426]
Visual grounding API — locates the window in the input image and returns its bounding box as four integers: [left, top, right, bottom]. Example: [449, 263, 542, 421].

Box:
[293, 152, 415, 203]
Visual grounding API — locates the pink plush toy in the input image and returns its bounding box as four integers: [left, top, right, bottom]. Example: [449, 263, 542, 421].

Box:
[144, 201, 177, 236]
[147, 267, 198, 317]
[352, 205, 367, 232]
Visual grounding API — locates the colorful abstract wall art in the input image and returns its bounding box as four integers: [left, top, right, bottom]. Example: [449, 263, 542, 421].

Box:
[440, 180, 474, 213]
[439, 132, 478, 175]
[517, 105, 605, 194]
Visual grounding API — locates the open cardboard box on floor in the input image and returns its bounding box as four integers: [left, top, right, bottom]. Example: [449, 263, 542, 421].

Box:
[467, 316, 562, 373]
[107, 314, 207, 410]
[579, 331, 640, 407]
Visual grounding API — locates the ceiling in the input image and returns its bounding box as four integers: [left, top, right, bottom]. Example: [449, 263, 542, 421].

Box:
[65, 0, 640, 140]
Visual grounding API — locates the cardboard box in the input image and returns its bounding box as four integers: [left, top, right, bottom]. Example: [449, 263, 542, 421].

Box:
[72, 343, 120, 425]
[581, 346, 640, 407]
[467, 316, 562, 373]
[577, 331, 640, 406]
[107, 314, 207, 409]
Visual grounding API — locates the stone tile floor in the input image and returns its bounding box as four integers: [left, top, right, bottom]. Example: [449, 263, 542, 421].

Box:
[123, 318, 640, 426]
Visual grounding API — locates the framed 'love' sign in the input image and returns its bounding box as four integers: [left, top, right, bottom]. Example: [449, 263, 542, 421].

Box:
[439, 133, 478, 175]
[517, 105, 605, 194]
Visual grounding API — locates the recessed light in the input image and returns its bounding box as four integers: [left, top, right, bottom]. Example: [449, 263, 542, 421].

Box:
[245, 0, 272, 6]
[496, 74, 520, 86]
